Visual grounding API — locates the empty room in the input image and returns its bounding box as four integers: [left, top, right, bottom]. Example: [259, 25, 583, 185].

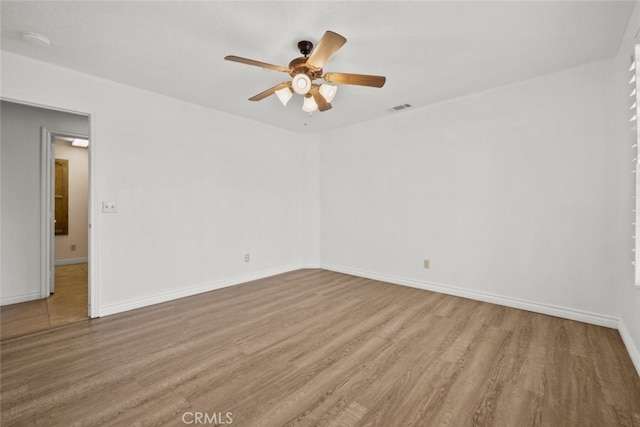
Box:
[1, 1, 640, 426]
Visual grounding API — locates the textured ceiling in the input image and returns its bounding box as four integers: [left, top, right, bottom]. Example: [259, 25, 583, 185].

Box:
[0, 1, 635, 134]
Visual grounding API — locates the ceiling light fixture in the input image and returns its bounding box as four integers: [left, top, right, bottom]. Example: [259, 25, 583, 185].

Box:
[292, 73, 311, 95]
[319, 84, 337, 103]
[22, 32, 50, 47]
[302, 95, 318, 113]
[225, 31, 386, 114]
[273, 80, 335, 112]
[71, 138, 89, 148]
[275, 87, 293, 106]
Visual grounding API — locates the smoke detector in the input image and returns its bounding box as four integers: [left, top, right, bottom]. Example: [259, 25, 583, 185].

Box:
[22, 32, 50, 47]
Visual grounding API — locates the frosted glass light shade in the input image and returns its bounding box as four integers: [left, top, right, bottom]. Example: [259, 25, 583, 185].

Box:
[292, 74, 311, 95]
[302, 95, 318, 112]
[319, 84, 337, 102]
[275, 87, 293, 106]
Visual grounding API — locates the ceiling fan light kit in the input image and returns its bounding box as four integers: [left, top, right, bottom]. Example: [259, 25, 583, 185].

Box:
[275, 87, 293, 106]
[225, 30, 386, 113]
[292, 73, 312, 95]
[303, 95, 319, 113]
[319, 84, 337, 103]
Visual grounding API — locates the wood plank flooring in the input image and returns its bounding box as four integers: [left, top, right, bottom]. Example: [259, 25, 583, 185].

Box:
[0, 263, 88, 340]
[1, 269, 639, 426]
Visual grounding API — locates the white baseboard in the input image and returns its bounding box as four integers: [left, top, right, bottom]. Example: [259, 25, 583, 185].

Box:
[298, 262, 322, 269]
[0, 291, 42, 306]
[618, 319, 640, 378]
[55, 257, 88, 266]
[321, 263, 619, 329]
[98, 263, 310, 317]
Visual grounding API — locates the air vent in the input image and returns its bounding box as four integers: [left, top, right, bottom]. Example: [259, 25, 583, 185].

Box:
[390, 103, 412, 112]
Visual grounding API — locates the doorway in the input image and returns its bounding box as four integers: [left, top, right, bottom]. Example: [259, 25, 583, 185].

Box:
[0, 100, 92, 339]
[46, 132, 90, 296]
[49, 134, 90, 327]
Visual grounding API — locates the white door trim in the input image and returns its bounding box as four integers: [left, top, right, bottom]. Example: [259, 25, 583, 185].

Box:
[40, 127, 53, 298]
[41, 128, 89, 297]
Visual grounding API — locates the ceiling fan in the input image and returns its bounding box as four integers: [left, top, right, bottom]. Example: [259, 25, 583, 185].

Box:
[224, 31, 386, 113]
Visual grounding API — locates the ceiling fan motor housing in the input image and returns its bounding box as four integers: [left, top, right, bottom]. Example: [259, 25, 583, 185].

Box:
[289, 40, 322, 80]
[288, 56, 322, 80]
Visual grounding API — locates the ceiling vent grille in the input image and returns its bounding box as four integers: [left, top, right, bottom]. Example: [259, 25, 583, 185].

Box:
[390, 103, 412, 112]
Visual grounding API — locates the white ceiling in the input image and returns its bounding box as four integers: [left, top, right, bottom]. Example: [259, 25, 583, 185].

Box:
[1, 1, 635, 134]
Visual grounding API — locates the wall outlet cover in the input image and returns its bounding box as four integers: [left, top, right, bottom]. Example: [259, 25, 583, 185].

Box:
[102, 201, 117, 213]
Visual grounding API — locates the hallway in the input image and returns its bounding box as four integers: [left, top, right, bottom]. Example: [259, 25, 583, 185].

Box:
[0, 263, 88, 340]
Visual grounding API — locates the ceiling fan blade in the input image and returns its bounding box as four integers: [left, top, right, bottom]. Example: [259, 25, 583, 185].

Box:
[306, 31, 347, 71]
[224, 55, 289, 73]
[323, 72, 386, 88]
[309, 86, 332, 112]
[248, 81, 291, 101]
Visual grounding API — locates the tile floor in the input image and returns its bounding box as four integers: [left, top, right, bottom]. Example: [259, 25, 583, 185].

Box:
[0, 263, 88, 340]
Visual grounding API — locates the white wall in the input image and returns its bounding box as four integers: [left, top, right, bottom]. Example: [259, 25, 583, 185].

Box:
[1, 52, 318, 315]
[1, 101, 89, 304]
[54, 139, 89, 263]
[614, 0, 640, 375]
[320, 60, 618, 327]
[301, 141, 321, 265]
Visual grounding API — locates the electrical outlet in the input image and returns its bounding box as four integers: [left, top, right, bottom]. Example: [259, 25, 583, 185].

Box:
[71, 244, 76, 251]
[244, 254, 250, 262]
[423, 259, 430, 269]
[102, 201, 117, 213]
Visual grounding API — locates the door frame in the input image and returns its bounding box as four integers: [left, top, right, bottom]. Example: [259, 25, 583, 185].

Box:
[3, 96, 98, 318]
[41, 128, 89, 297]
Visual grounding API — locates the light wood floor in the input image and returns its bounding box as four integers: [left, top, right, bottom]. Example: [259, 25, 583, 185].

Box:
[0, 263, 88, 340]
[1, 269, 639, 426]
